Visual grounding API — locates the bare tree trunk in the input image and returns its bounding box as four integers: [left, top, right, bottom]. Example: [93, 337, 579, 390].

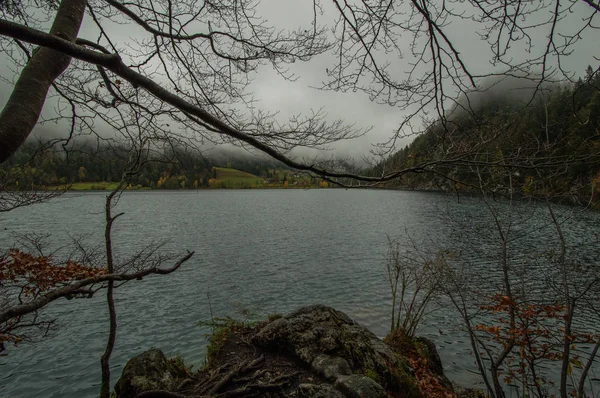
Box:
[387, 237, 399, 332]
[0, 0, 85, 163]
[477, 165, 515, 398]
[547, 203, 571, 398]
[490, 351, 509, 398]
[100, 187, 124, 398]
[560, 301, 574, 398]
[488, 222, 515, 398]
[390, 290, 397, 333]
[396, 278, 406, 330]
[578, 341, 600, 398]
[447, 291, 496, 398]
[100, 277, 117, 398]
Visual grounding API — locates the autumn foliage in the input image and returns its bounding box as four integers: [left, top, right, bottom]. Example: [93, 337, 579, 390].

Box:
[0, 249, 105, 353]
[385, 328, 456, 398]
[407, 355, 455, 398]
[475, 293, 597, 394]
[1, 250, 105, 296]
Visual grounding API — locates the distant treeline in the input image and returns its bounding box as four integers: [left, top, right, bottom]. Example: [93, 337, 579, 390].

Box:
[374, 66, 600, 203]
[1, 142, 289, 189]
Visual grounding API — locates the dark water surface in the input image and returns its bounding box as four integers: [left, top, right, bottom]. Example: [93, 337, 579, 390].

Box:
[1, 189, 598, 397]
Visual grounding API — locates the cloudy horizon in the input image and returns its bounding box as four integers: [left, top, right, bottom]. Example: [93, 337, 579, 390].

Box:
[1, 0, 598, 163]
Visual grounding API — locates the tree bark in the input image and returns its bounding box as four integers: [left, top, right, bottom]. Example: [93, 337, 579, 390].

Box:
[100, 188, 121, 398]
[0, 19, 433, 183]
[0, 0, 86, 163]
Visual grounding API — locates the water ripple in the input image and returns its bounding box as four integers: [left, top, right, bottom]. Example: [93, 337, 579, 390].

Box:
[1, 190, 598, 397]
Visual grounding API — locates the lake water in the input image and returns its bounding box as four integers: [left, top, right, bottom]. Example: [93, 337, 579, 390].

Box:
[1, 189, 599, 397]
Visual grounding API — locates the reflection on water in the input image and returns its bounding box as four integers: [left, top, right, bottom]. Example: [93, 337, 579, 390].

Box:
[0, 189, 598, 397]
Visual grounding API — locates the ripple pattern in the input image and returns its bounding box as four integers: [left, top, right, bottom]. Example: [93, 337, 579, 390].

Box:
[1, 189, 598, 397]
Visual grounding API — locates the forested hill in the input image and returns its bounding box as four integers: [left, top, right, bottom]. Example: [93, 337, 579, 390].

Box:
[375, 67, 600, 205]
[0, 143, 293, 189]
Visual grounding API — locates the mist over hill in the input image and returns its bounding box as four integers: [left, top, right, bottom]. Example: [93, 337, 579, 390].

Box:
[1, 138, 294, 190]
[372, 67, 600, 205]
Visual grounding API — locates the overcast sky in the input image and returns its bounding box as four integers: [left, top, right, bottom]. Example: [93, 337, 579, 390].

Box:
[0, 0, 598, 161]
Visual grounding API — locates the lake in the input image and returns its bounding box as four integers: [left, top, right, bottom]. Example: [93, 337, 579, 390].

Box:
[1, 189, 599, 397]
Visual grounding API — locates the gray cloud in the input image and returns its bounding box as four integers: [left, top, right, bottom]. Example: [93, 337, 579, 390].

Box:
[1, 0, 598, 162]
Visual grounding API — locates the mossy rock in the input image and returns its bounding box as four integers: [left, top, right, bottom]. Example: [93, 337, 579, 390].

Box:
[114, 348, 187, 398]
[252, 305, 422, 397]
[201, 317, 247, 366]
[387, 357, 423, 398]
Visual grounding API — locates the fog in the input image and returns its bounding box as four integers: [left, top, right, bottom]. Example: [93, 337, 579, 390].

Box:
[1, 0, 598, 163]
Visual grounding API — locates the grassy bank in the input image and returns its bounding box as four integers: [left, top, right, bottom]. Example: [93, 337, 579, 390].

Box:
[68, 182, 121, 190]
[210, 167, 264, 188]
[39, 167, 328, 191]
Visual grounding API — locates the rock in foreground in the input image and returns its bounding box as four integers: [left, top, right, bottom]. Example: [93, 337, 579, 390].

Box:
[114, 348, 190, 398]
[115, 305, 462, 398]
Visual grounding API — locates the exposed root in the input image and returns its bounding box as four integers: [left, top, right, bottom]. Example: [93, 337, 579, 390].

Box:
[215, 371, 303, 398]
[215, 382, 285, 397]
[134, 391, 202, 398]
[208, 354, 265, 395]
